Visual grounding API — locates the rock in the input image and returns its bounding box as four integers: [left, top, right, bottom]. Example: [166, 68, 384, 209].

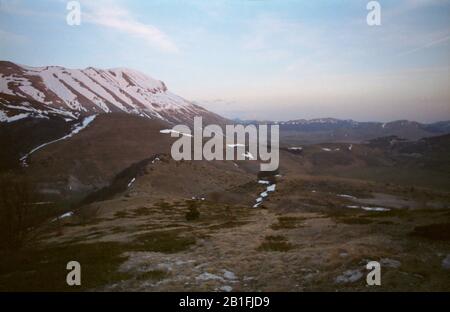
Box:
[157, 262, 173, 271]
[442, 255, 450, 270]
[219, 285, 233, 292]
[223, 270, 237, 280]
[196, 272, 224, 281]
[380, 258, 401, 268]
[335, 269, 363, 284]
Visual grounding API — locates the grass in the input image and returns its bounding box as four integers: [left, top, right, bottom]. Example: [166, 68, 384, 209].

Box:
[155, 201, 171, 209]
[132, 230, 196, 253]
[271, 216, 305, 230]
[363, 209, 410, 219]
[336, 217, 374, 225]
[0, 242, 130, 291]
[265, 235, 287, 241]
[133, 207, 151, 216]
[136, 270, 169, 281]
[114, 211, 129, 218]
[257, 235, 294, 252]
[410, 223, 450, 241]
[208, 220, 248, 230]
[0, 227, 196, 291]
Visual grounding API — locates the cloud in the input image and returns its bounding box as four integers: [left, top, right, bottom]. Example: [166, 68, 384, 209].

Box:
[0, 0, 178, 52]
[398, 34, 450, 56]
[81, 1, 178, 53]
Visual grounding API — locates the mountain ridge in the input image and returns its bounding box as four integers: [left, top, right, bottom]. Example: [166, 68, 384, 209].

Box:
[235, 117, 450, 144]
[0, 60, 225, 125]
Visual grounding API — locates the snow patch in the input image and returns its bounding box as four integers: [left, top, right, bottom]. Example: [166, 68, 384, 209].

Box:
[127, 178, 136, 188]
[322, 147, 340, 152]
[151, 157, 160, 164]
[160, 129, 192, 137]
[51, 211, 74, 222]
[0, 112, 30, 123]
[337, 194, 357, 199]
[253, 183, 276, 208]
[242, 152, 254, 159]
[20, 115, 96, 166]
[361, 206, 390, 212]
[346, 205, 390, 212]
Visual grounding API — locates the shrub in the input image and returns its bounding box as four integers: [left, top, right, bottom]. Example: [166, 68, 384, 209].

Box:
[185, 200, 200, 221]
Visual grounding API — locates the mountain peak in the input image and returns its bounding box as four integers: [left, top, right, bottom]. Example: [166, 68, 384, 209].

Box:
[0, 61, 223, 125]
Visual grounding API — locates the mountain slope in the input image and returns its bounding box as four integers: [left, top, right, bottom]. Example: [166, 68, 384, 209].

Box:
[19, 113, 174, 201]
[16, 113, 260, 204]
[0, 61, 224, 125]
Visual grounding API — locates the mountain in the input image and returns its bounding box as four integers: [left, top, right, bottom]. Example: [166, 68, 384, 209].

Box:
[1, 60, 448, 202]
[0, 61, 229, 191]
[239, 118, 450, 145]
[423, 121, 450, 134]
[0, 61, 224, 125]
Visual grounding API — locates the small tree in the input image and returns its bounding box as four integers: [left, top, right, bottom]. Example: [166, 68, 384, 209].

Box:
[185, 200, 200, 221]
[0, 173, 37, 250]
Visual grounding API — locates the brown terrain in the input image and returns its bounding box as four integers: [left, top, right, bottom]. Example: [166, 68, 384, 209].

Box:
[0, 113, 449, 292]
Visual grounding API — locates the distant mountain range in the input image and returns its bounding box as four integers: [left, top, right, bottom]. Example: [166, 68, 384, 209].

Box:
[236, 118, 450, 144]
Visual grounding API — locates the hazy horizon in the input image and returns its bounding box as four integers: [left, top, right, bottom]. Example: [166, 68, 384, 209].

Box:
[0, 0, 449, 123]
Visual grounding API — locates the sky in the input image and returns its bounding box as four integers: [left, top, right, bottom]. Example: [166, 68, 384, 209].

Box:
[0, 0, 449, 122]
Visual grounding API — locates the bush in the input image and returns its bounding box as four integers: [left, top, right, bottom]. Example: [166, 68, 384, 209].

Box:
[185, 200, 200, 221]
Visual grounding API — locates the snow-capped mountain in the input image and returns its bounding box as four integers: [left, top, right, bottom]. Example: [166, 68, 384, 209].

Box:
[0, 61, 224, 124]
